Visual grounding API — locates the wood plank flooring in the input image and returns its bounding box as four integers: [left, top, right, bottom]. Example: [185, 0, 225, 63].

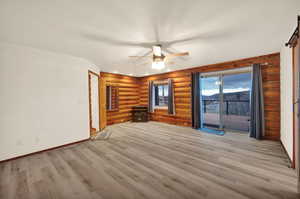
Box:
[0, 122, 298, 199]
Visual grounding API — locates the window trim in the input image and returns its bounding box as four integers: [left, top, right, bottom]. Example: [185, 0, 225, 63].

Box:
[154, 106, 168, 110]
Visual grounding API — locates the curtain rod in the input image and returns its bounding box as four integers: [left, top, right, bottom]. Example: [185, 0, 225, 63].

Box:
[285, 15, 300, 48]
[200, 66, 252, 77]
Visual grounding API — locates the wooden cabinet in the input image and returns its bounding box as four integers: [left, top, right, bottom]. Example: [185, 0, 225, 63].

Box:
[132, 106, 148, 122]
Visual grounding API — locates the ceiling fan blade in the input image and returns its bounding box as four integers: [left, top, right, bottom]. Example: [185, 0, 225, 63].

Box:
[129, 56, 152, 58]
[82, 33, 155, 48]
[129, 49, 153, 59]
[162, 26, 240, 47]
[165, 61, 175, 65]
[165, 52, 189, 59]
[138, 62, 152, 66]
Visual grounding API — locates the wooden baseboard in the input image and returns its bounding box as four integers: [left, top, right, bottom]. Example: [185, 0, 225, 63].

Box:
[0, 138, 90, 164]
[263, 135, 280, 141]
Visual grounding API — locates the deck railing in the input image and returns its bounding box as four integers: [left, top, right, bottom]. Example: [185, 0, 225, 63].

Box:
[203, 99, 250, 116]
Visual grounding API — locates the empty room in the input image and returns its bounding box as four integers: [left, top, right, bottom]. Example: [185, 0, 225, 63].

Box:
[1, 0, 300, 198]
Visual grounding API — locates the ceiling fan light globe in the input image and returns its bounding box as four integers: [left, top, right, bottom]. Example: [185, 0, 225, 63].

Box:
[152, 61, 165, 70]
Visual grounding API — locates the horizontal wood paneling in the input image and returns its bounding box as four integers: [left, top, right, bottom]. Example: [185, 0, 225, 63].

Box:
[139, 53, 281, 140]
[101, 72, 140, 125]
[101, 53, 280, 140]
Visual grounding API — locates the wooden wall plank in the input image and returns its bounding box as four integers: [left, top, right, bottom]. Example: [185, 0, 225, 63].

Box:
[101, 72, 140, 125]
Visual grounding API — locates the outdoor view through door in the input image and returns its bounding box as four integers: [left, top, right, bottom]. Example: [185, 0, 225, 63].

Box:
[201, 71, 252, 132]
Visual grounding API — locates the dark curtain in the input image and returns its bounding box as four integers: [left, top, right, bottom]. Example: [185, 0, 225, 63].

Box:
[154, 86, 159, 106]
[106, 86, 112, 110]
[148, 81, 154, 112]
[191, 72, 201, 129]
[250, 64, 265, 139]
[168, 78, 175, 115]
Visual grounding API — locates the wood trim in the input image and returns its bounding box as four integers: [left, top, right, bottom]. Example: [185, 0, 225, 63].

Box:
[0, 138, 90, 164]
[99, 75, 107, 130]
[88, 72, 92, 133]
[292, 46, 296, 169]
[153, 79, 168, 85]
[293, 30, 300, 176]
[88, 70, 101, 137]
[89, 70, 100, 77]
[263, 135, 281, 141]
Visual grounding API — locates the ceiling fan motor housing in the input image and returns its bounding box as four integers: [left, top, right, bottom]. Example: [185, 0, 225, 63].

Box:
[153, 54, 165, 62]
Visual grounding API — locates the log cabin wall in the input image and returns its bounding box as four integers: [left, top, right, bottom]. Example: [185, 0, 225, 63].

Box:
[101, 53, 280, 140]
[139, 53, 280, 140]
[100, 72, 140, 125]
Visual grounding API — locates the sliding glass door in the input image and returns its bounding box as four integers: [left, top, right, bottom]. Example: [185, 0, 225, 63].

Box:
[200, 71, 251, 132]
[222, 73, 251, 132]
[201, 76, 222, 129]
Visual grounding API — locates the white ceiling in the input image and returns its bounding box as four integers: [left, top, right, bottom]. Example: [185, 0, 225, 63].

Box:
[0, 0, 299, 76]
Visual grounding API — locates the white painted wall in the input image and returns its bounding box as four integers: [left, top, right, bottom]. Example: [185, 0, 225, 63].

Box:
[280, 46, 293, 161]
[0, 43, 100, 161]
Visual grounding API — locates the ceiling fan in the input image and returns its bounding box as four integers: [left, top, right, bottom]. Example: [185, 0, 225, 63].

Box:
[129, 45, 189, 69]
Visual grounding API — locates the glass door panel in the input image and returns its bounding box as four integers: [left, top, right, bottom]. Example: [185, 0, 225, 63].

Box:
[222, 73, 252, 132]
[200, 76, 221, 129]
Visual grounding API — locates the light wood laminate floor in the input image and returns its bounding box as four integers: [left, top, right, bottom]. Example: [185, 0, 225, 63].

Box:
[0, 122, 298, 199]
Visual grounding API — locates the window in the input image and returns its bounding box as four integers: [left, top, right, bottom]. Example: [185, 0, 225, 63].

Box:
[106, 85, 119, 111]
[154, 84, 168, 107]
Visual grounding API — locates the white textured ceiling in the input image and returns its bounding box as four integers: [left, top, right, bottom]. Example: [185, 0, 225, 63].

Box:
[0, 0, 299, 76]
